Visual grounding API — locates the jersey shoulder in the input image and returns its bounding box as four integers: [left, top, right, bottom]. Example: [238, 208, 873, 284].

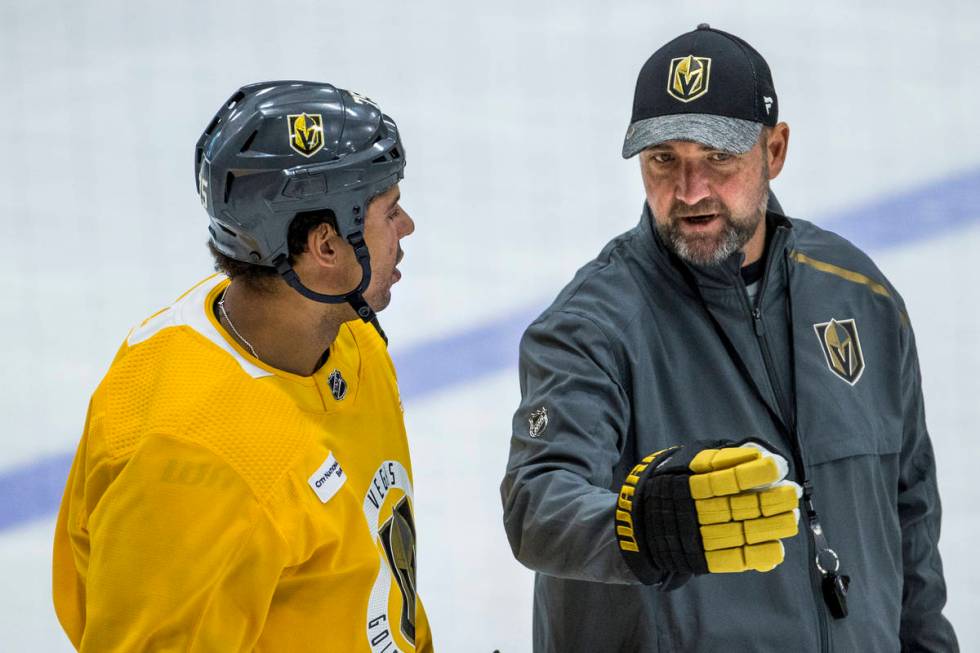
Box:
[96, 274, 318, 500]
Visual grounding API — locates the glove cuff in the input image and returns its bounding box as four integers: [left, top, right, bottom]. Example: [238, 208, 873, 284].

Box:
[615, 439, 733, 584]
[614, 447, 679, 585]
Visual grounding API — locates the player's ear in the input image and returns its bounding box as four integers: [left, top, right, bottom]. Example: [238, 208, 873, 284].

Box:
[305, 222, 344, 269]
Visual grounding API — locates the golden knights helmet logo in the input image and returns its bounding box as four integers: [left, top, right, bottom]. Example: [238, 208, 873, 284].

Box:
[813, 318, 865, 385]
[667, 55, 711, 103]
[287, 112, 325, 157]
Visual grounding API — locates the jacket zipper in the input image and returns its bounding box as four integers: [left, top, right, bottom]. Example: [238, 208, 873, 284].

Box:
[738, 228, 831, 653]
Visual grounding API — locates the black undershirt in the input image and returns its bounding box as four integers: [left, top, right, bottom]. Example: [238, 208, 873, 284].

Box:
[740, 253, 767, 286]
[740, 220, 774, 286]
[313, 347, 331, 372]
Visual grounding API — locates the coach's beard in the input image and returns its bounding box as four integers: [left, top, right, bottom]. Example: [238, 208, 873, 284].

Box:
[655, 179, 770, 267]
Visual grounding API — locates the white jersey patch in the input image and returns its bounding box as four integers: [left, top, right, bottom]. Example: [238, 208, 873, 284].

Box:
[308, 452, 347, 503]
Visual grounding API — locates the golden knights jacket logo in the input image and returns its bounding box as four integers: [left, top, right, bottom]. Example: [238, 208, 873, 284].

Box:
[287, 112, 325, 157]
[667, 55, 711, 102]
[813, 318, 865, 385]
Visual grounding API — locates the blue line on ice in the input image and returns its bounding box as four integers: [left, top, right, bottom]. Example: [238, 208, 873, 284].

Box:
[2, 165, 979, 532]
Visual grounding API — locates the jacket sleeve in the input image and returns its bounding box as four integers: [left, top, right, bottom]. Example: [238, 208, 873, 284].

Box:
[897, 324, 958, 651]
[500, 309, 644, 584]
[73, 435, 291, 652]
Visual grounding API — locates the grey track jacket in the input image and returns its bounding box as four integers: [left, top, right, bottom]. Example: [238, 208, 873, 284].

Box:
[501, 207, 957, 652]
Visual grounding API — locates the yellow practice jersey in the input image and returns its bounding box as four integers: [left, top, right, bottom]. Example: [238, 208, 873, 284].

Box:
[52, 274, 432, 652]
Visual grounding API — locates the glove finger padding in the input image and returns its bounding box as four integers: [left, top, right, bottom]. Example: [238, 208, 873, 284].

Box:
[616, 440, 802, 584]
[688, 441, 789, 498]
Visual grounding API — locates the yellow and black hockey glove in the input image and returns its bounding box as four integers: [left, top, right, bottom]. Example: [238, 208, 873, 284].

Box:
[615, 440, 801, 586]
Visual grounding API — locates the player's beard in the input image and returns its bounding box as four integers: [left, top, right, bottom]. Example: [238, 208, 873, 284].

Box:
[365, 245, 404, 312]
[654, 162, 770, 266]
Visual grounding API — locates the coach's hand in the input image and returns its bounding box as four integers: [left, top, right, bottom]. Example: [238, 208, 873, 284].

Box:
[615, 440, 801, 578]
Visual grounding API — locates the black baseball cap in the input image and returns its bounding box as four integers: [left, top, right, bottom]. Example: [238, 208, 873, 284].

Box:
[622, 24, 778, 158]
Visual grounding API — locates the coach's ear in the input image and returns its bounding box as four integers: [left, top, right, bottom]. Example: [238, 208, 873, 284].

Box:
[765, 122, 789, 179]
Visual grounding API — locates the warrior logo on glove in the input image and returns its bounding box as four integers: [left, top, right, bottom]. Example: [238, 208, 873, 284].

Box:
[615, 440, 801, 585]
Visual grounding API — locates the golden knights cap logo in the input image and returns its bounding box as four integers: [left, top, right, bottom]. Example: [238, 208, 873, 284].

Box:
[667, 55, 711, 103]
[813, 318, 865, 385]
[287, 112, 325, 157]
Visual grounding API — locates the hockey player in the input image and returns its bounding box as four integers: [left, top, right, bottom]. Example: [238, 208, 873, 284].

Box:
[501, 25, 958, 651]
[52, 81, 433, 652]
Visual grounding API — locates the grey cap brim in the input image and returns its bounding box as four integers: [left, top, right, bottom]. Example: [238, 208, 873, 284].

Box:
[622, 114, 763, 158]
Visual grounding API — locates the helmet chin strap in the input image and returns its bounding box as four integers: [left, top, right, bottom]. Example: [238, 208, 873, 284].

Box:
[273, 232, 388, 345]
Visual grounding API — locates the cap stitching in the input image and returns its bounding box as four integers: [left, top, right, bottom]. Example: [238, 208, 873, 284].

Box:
[718, 32, 763, 123]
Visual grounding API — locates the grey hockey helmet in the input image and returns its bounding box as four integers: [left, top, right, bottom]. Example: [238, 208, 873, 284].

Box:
[194, 80, 405, 336]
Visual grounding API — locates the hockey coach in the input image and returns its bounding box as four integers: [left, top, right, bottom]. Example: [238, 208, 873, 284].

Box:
[53, 82, 433, 652]
[501, 25, 957, 652]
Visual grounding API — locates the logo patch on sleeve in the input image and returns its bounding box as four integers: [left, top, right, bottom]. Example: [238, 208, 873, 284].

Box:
[528, 407, 549, 438]
[308, 452, 346, 503]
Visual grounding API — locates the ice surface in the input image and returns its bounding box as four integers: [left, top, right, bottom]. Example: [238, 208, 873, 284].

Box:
[1, 1, 978, 650]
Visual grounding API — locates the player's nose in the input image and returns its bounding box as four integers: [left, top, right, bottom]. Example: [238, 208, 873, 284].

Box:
[398, 208, 415, 238]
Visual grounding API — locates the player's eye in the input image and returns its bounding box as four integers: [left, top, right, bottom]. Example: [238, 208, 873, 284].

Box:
[708, 152, 734, 162]
[648, 152, 674, 164]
